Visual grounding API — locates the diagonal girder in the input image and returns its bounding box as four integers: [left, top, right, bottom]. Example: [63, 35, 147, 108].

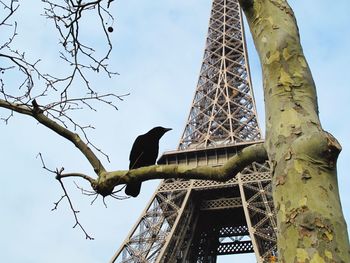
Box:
[178, 0, 261, 150]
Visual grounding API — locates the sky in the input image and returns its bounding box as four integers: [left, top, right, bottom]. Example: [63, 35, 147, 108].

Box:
[0, 0, 349, 262]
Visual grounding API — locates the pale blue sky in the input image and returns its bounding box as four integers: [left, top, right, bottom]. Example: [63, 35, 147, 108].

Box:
[0, 0, 349, 262]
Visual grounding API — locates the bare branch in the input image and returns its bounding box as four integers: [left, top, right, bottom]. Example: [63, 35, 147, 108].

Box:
[0, 0, 19, 26]
[37, 152, 57, 174]
[37, 152, 94, 239]
[42, 0, 118, 94]
[56, 175, 94, 240]
[92, 143, 268, 196]
[51, 195, 65, 211]
[1, 99, 106, 175]
[1, 0, 125, 151]
[74, 181, 98, 196]
[1, 98, 267, 200]
[110, 186, 129, 201]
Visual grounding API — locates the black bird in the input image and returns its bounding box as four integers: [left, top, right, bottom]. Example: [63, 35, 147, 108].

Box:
[126, 126, 172, 197]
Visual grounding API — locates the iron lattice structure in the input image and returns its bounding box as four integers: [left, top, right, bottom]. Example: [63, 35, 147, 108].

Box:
[110, 0, 277, 262]
[178, 0, 261, 150]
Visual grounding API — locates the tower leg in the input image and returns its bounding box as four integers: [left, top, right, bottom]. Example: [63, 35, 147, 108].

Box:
[238, 162, 277, 262]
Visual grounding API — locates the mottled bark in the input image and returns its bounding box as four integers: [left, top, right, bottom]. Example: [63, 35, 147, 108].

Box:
[239, 0, 350, 262]
[95, 142, 267, 195]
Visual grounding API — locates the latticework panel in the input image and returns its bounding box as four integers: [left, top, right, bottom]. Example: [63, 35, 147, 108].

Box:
[111, 162, 276, 263]
[110, 189, 189, 263]
[178, 0, 261, 150]
[186, 207, 254, 262]
[239, 162, 278, 262]
[157, 168, 271, 192]
[217, 241, 254, 255]
[158, 191, 197, 262]
[200, 197, 242, 210]
[217, 225, 253, 253]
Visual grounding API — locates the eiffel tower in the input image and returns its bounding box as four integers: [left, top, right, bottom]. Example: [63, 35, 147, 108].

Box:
[110, 0, 277, 262]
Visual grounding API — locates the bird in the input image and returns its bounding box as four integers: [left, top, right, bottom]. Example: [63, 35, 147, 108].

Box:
[125, 126, 172, 197]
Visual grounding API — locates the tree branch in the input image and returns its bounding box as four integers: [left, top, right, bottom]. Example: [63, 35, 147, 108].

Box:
[92, 142, 267, 196]
[0, 98, 106, 174]
[1, 0, 124, 137]
[0, 98, 267, 198]
[56, 175, 95, 240]
[58, 172, 97, 185]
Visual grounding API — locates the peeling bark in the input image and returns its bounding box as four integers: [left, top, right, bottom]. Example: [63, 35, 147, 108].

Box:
[239, 0, 350, 261]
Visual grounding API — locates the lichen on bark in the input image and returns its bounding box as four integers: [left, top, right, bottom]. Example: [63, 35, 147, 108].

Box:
[239, 0, 350, 261]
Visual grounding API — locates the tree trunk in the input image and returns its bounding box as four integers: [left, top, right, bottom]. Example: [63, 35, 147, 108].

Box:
[1, 1, 349, 259]
[239, 0, 350, 262]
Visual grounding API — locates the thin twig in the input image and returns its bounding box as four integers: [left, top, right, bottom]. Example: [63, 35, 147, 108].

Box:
[56, 175, 94, 240]
[1, 0, 125, 154]
[37, 152, 94, 240]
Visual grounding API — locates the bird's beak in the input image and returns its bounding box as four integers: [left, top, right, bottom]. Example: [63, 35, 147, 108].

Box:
[165, 128, 172, 132]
